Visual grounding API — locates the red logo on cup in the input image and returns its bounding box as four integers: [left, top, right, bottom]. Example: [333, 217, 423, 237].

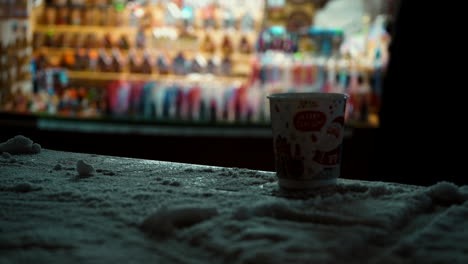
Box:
[293, 111, 326, 131]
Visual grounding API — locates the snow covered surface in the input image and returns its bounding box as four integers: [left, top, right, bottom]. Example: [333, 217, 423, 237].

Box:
[1, 148, 468, 263]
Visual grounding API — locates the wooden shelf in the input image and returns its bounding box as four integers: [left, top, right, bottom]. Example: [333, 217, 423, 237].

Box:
[35, 24, 140, 34]
[34, 25, 258, 37]
[67, 71, 247, 83]
[35, 47, 253, 62]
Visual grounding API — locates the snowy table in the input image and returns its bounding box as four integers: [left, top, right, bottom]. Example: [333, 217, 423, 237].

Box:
[1, 149, 468, 264]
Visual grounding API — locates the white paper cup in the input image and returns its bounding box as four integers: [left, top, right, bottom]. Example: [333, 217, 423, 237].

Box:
[268, 93, 349, 190]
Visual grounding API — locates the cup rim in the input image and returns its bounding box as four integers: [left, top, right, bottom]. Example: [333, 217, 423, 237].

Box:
[267, 92, 349, 100]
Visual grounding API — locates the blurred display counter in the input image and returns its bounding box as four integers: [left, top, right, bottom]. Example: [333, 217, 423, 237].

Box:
[0, 111, 357, 138]
[0, 111, 372, 181]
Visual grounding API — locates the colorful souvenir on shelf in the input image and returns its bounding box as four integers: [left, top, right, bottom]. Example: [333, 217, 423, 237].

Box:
[163, 2, 179, 26]
[282, 35, 297, 53]
[74, 48, 88, 70]
[135, 29, 146, 49]
[118, 34, 130, 50]
[221, 35, 233, 55]
[172, 52, 186, 75]
[61, 33, 73, 48]
[53, 71, 67, 97]
[97, 6, 107, 26]
[128, 49, 141, 73]
[286, 10, 311, 33]
[157, 54, 170, 74]
[83, 8, 96, 26]
[84, 33, 99, 49]
[77, 86, 87, 103]
[70, 0, 86, 7]
[101, 7, 113, 26]
[222, 8, 236, 29]
[60, 50, 76, 68]
[221, 56, 232, 76]
[201, 34, 216, 53]
[181, 5, 194, 28]
[206, 57, 215, 75]
[190, 54, 206, 73]
[239, 11, 254, 32]
[43, 7, 55, 25]
[113, 81, 132, 115]
[257, 26, 298, 53]
[33, 32, 43, 49]
[239, 35, 252, 54]
[98, 49, 112, 72]
[206, 56, 220, 75]
[331, 30, 344, 56]
[44, 32, 54, 47]
[88, 49, 99, 71]
[141, 50, 152, 74]
[95, 0, 109, 8]
[178, 26, 197, 40]
[19, 25, 28, 47]
[35, 53, 49, 71]
[255, 30, 265, 52]
[56, 7, 69, 25]
[53, 0, 68, 6]
[201, 4, 216, 29]
[54, 33, 66, 48]
[70, 8, 82, 25]
[270, 34, 283, 50]
[69, 32, 82, 48]
[13, 90, 28, 113]
[111, 48, 124, 73]
[115, 4, 127, 26]
[103, 33, 114, 49]
[308, 28, 343, 57]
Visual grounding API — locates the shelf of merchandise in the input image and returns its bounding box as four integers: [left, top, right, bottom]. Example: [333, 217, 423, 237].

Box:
[33, 26, 257, 81]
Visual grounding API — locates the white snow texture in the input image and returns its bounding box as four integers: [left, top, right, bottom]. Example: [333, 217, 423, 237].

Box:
[1, 143, 468, 263]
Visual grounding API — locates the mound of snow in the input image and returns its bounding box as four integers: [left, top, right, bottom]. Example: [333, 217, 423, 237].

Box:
[0, 135, 41, 154]
[76, 160, 95, 176]
[1, 152, 12, 159]
[141, 205, 219, 237]
[425, 181, 467, 205]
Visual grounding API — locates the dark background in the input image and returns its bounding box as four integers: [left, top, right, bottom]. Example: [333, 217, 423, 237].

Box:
[370, 1, 465, 186]
[0, 113, 377, 183]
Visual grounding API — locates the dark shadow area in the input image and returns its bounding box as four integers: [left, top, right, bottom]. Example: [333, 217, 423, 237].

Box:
[370, 1, 466, 186]
[1, 112, 376, 181]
